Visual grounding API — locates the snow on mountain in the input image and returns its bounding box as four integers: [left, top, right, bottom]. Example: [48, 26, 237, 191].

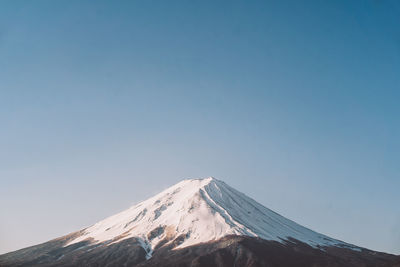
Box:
[65, 177, 358, 258]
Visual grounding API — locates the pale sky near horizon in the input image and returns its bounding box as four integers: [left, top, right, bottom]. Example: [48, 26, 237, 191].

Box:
[1, 0, 399, 255]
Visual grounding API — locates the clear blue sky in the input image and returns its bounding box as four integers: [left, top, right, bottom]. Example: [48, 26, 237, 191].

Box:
[0, 0, 399, 255]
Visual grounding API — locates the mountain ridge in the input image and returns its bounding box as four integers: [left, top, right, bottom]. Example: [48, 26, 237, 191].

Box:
[63, 177, 358, 255]
[1, 177, 399, 267]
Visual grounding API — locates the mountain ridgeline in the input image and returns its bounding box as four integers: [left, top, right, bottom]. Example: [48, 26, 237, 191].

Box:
[1, 177, 399, 267]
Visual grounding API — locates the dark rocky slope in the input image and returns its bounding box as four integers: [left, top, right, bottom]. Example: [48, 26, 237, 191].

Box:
[1, 235, 399, 267]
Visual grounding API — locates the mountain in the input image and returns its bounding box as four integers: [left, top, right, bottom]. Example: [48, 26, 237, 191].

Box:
[1, 177, 399, 267]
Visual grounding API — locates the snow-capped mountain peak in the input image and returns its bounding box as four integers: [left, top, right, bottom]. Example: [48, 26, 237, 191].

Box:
[65, 177, 357, 257]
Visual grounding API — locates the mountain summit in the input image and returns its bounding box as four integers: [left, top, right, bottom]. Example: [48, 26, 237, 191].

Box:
[1, 177, 399, 267]
[65, 177, 355, 255]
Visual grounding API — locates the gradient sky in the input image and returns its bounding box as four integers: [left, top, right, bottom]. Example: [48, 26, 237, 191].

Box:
[1, 0, 399, 255]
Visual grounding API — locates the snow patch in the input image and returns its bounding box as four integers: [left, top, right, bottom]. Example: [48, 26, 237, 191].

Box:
[65, 177, 359, 252]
